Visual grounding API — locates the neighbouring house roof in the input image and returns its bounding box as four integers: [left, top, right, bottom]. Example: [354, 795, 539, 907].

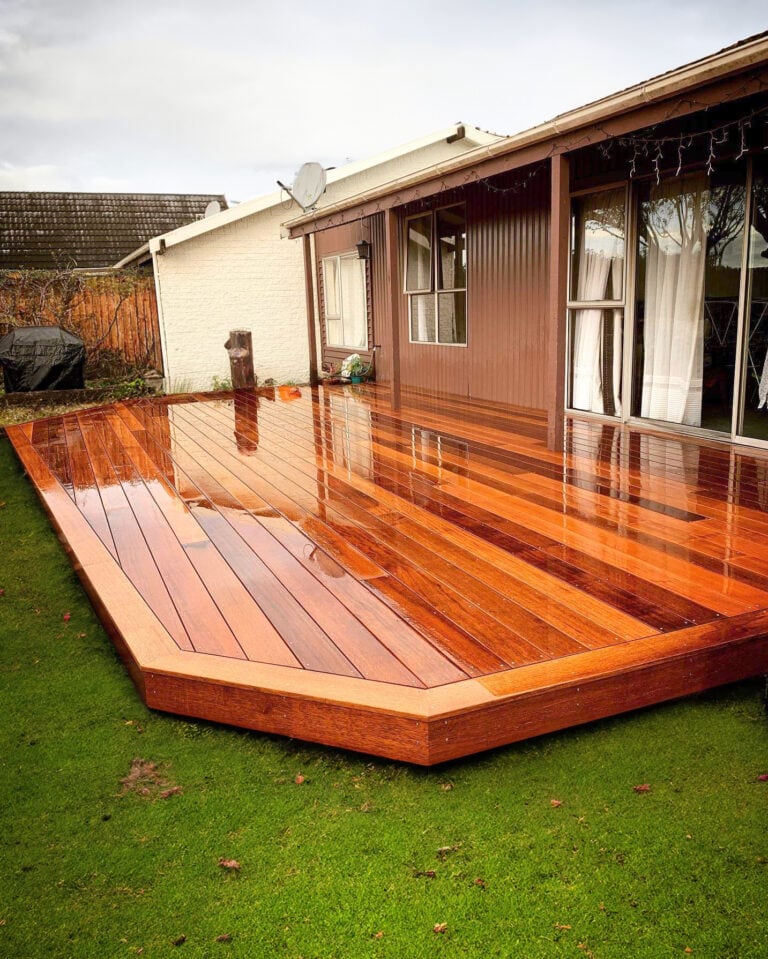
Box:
[147, 123, 502, 255]
[0, 192, 228, 270]
[285, 30, 768, 234]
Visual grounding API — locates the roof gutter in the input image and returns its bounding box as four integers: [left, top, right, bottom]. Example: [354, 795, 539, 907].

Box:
[286, 32, 768, 234]
[112, 242, 150, 269]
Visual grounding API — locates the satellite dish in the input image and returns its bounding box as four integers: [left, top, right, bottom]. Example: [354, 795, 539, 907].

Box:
[282, 162, 326, 211]
[204, 200, 222, 218]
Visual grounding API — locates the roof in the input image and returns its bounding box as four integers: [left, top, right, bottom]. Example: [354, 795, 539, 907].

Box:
[0, 192, 228, 270]
[286, 31, 768, 234]
[148, 123, 502, 254]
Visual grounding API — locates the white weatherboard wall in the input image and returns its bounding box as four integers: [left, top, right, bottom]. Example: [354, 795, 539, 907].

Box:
[155, 204, 307, 391]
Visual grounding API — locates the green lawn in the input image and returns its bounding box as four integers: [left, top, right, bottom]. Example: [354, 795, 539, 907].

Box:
[1, 433, 766, 959]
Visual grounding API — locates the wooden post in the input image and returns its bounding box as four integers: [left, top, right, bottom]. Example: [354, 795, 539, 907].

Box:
[384, 208, 401, 411]
[303, 234, 319, 386]
[547, 154, 570, 452]
[224, 330, 255, 388]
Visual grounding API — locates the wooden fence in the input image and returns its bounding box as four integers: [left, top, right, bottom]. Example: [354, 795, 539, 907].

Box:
[0, 271, 163, 376]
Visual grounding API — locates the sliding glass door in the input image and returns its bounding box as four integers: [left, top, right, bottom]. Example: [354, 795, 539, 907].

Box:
[632, 169, 746, 432]
[567, 160, 768, 448]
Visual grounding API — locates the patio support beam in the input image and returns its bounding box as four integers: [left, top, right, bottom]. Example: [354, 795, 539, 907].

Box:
[547, 153, 569, 452]
[384, 208, 402, 411]
[303, 234, 319, 385]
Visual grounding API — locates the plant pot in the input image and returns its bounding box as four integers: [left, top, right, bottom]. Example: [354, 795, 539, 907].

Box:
[350, 375, 363, 384]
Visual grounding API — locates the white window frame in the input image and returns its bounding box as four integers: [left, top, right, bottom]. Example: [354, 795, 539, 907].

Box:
[322, 253, 369, 351]
[404, 204, 468, 347]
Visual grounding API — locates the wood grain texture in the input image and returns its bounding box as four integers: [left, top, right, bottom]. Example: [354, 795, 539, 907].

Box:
[7, 383, 768, 764]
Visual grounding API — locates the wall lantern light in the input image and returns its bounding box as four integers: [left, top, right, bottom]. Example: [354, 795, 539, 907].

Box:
[356, 239, 371, 260]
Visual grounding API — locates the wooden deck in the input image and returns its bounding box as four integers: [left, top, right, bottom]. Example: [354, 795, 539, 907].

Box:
[8, 384, 768, 764]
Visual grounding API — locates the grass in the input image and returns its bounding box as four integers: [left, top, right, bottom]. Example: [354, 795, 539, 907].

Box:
[1, 433, 767, 959]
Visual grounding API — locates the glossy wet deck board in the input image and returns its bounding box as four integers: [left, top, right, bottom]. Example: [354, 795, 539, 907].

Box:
[7, 384, 768, 764]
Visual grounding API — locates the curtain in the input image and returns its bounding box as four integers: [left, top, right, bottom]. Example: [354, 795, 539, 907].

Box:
[339, 257, 367, 349]
[571, 196, 624, 414]
[759, 347, 768, 409]
[641, 175, 708, 426]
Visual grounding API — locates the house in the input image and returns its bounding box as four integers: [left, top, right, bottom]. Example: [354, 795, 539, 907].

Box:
[287, 32, 768, 454]
[0, 192, 228, 271]
[148, 124, 502, 392]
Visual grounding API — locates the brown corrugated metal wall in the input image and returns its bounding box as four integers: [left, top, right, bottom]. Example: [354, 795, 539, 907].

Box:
[384, 171, 550, 408]
[312, 169, 551, 409]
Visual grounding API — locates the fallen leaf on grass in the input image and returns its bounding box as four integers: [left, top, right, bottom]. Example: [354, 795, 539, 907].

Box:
[295, 774, 305, 785]
[218, 858, 241, 871]
[215, 934, 232, 942]
[554, 923, 572, 930]
[550, 799, 563, 807]
[172, 935, 186, 946]
[160, 786, 182, 799]
[757, 774, 768, 782]
[414, 870, 436, 879]
[433, 923, 448, 934]
[633, 784, 651, 793]
[684, 949, 693, 955]
[372, 931, 384, 940]
[440, 782, 454, 791]
[473, 877, 486, 888]
[63, 612, 71, 622]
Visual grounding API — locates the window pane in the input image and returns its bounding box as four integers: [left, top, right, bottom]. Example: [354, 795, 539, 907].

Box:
[570, 189, 625, 302]
[569, 308, 623, 415]
[323, 258, 340, 317]
[406, 215, 432, 291]
[437, 292, 466, 344]
[436, 206, 467, 290]
[326, 318, 343, 347]
[410, 294, 436, 342]
[339, 256, 368, 349]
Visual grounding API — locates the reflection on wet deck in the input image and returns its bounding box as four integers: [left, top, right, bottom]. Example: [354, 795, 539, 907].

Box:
[8, 384, 768, 764]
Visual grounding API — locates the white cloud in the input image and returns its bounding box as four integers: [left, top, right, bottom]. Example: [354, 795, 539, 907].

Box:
[0, 161, 69, 189]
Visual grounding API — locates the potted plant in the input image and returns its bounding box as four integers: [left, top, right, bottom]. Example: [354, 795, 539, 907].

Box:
[340, 353, 371, 384]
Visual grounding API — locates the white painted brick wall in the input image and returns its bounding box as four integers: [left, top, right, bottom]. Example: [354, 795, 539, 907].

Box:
[156, 204, 309, 392]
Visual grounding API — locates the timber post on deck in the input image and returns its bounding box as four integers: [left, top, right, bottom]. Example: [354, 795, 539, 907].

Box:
[547, 153, 570, 452]
[224, 330, 255, 388]
[303, 234, 319, 385]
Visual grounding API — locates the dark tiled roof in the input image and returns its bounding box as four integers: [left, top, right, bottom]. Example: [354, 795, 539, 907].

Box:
[0, 192, 228, 270]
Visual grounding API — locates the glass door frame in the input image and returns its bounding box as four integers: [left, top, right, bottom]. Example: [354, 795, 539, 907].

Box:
[565, 181, 630, 417]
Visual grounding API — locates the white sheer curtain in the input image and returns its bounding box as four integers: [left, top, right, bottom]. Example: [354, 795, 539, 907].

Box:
[571, 197, 624, 414]
[339, 257, 367, 349]
[641, 175, 708, 426]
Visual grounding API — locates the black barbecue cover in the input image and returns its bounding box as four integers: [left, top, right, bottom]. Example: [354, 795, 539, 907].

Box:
[0, 326, 86, 392]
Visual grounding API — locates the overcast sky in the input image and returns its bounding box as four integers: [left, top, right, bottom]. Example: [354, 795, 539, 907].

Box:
[1, 0, 766, 202]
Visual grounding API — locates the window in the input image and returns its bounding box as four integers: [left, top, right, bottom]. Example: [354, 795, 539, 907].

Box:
[322, 254, 368, 350]
[405, 205, 467, 345]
